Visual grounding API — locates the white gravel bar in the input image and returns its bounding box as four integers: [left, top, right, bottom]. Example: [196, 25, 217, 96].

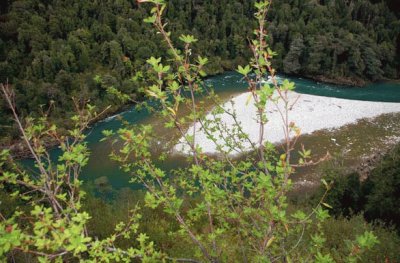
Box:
[173, 91, 400, 156]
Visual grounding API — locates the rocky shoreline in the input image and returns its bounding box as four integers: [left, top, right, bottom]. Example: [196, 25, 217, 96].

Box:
[292, 142, 400, 193]
[356, 136, 400, 181]
[1, 139, 59, 160]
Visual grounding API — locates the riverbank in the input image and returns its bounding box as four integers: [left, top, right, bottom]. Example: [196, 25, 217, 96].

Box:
[305, 74, 368, 87]
[3, 70, 399, 159]
[0, 102, 134, 159]
[217, 57, 394, 87]
[174, 91, 400, 156]
[290, 118, 400, 194]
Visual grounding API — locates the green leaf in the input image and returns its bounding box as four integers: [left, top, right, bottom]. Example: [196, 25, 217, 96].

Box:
[321, 179, 328, 188]
[356, 231, 379, 250]
[282, 79, 295, 91]
[237, 65, 252, 76]
[143, 15, 156, 24]
[93, 75, 102, 84]
[179, 34, 198, 44]
[144, 192, 159, 209]
[146, 57, 161, 67]
[315, 252, 335, 263]
[322, 202, 332, 209]
[197, 56, 208, 66]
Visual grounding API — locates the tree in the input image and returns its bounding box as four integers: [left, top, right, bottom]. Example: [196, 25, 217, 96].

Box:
[0, 0, 12, 14]
[319, 145, 400, 232]
[305, 35, 327, 74]
[361, 41, 383, 81]
[364, 146, 400, 229]
[107, 0, 378, 261]
[0, 83, 165, 262]
[283, 34, 304, 74]
[1, 0, 399, 146]
[348, 44, 366, 76]
[0, 0, 380, 262]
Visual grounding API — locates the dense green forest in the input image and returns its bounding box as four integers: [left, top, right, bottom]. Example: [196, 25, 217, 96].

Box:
[1, 0, 400, 261]
[0, 0, 399, 145]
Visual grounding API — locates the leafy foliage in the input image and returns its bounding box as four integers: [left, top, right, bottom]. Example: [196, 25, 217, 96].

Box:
[0, 0, 399, 143]
[319, 144, 400, 231]
[106, 0, 379, 261]
[0, 0, 387, 262]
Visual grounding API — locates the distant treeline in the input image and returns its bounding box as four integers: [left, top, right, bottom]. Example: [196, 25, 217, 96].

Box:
[0, 0, 399, 143]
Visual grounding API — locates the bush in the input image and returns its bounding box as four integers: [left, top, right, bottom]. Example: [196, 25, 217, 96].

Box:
[319, 144, 400, 231]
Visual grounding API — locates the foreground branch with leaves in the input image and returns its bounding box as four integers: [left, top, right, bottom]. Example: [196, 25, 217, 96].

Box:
[107, 0, 378, 262]
[0, 0, 379, 262]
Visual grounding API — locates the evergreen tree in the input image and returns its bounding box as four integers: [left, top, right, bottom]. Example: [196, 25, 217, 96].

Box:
[283, 34, 304, 74]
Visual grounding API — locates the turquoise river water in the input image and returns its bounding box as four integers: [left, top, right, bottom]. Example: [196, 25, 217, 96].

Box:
[21, 72, 400, 190]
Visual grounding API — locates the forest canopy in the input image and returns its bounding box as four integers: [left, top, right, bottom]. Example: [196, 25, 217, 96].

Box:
[1, 0, 397, 260]
[0, 0, 399, 144]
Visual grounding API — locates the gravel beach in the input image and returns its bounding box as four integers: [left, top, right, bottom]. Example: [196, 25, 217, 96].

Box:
[174, 91, 400, 156]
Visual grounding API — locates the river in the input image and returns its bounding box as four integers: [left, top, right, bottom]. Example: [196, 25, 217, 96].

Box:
[21, 72, 400, 191]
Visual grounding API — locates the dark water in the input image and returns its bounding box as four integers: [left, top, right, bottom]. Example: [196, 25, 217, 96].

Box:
[292, 76, 400, 102]
[21, 72, 400, 189]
